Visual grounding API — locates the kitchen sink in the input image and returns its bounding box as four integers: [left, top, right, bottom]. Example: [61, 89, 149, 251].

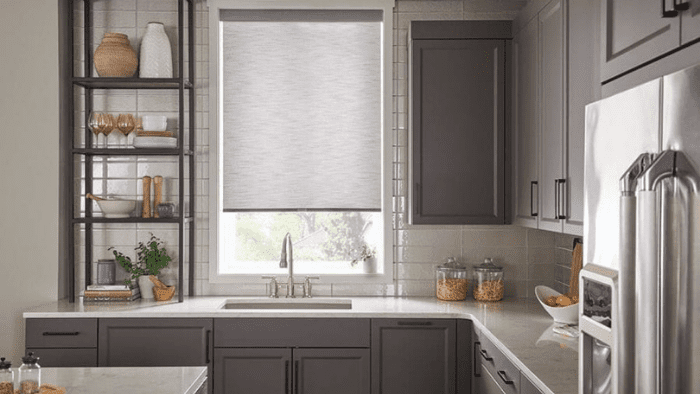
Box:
[221, 298, 352, 310]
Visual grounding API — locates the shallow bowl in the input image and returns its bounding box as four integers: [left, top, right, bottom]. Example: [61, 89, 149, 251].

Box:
[96, 198, 136, 218]
[535, 285, 579, 325]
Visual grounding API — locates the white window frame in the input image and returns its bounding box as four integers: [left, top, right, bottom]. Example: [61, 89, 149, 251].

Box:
[208, 0, 395, 284]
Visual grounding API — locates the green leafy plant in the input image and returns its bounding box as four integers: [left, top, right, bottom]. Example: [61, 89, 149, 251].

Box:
[109, 233, 172, 287]
[350, 244, 376, 267]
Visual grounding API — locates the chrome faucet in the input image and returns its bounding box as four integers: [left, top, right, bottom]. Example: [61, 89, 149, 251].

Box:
[279, 232, 295, 298]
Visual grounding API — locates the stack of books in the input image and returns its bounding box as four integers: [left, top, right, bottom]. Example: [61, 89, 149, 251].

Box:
[82, 284, 141, 302]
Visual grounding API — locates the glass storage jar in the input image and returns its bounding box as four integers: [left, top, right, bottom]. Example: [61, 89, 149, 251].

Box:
[473, 258, 505, 301]
[0, 358, 13, 394]
[18, 352, 40, 394]
[436, 257, 469, 301]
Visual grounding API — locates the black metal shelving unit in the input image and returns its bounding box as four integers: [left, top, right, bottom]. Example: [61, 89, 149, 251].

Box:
[66, 0, 195, 303]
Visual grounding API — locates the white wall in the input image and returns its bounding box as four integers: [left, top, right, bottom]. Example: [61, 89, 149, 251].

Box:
[0, 0, 60, 361]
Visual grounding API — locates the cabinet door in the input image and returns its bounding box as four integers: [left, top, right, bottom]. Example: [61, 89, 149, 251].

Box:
[521, 374, 544, 394]
[99, 318, 212, 367]
[294, 348, 369, 394]
[681, 1, 700, 44]
[411, 39, 506, 224]
[371, 319, 456, 394]
[214, 348, 290, 394]
[601, 0, 680, 81]
[538, 0, 566, 233]
[476, 366, 507, 394]
[513, 14, 539, 228]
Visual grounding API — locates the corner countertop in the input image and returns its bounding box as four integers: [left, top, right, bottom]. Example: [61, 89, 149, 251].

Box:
[24, 297, 578, 394]
[37, 366, 206, 394]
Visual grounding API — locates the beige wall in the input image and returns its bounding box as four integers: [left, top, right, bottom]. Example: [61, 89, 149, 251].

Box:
[0, 0, 60, 361]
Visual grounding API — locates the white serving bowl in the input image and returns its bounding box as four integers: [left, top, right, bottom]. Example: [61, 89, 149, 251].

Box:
[535, 285, 579, 325]
[141, 115, 167, 131]
[96, 198, 136, 218]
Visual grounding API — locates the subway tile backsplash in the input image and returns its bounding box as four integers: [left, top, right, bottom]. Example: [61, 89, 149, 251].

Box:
[74, 0, 573, 300]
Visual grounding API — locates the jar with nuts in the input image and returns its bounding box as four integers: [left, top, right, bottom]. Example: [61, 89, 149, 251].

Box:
[0, 358, 13, 394]
[473, 258, 505, 301]
[18, 352, 40, 394]
[435, 257, 469, 301]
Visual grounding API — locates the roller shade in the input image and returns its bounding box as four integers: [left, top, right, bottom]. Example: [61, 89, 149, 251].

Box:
[221, 10, 383, 211]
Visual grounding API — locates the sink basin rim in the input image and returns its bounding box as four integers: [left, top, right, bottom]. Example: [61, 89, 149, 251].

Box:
[220, 298, 353, 310]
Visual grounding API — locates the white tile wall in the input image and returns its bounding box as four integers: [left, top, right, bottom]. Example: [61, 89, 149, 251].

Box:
[74, 0, 567, 300]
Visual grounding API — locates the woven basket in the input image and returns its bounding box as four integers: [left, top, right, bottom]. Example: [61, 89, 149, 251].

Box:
[94, 33, 138, 77]
[153, 285, 176, 301]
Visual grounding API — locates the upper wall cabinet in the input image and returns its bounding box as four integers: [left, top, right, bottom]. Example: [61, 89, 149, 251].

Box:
[512, 0, 596, 236]
[409, 21, 512, 225]
[601, 0, 700, 83]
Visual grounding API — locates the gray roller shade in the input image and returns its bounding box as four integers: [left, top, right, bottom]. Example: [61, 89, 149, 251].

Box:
[221, 10, 383, 212]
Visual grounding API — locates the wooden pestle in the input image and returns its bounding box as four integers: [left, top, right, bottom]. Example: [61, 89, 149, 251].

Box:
[142, 176, 152, 218]
[153, 176, 163, 218]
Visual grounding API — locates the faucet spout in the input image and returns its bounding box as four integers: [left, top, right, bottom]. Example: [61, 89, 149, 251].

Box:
[280, 233, 295, 298]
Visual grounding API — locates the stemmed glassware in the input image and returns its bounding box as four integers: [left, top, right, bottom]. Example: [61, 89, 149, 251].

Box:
[100, 114, 115, 148]
[87, 112, 104, 148]
[116, 113, 136, 147]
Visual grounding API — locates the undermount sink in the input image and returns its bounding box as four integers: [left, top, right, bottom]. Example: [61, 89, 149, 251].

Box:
[221, 298, 352, 310]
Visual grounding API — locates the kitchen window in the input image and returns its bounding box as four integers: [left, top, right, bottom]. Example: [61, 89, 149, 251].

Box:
[208, 1, 394, 283]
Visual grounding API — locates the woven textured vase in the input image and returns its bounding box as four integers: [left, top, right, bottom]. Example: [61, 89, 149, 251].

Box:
[94, 33, 138, 77]
[139, 22, 173, 78]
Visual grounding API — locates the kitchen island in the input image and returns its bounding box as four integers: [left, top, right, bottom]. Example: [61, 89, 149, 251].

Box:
[24, 297, 577, 394]
[34, 366, 206, 394]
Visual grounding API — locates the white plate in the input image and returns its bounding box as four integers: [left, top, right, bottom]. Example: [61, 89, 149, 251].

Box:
[133, 136, 177, 149]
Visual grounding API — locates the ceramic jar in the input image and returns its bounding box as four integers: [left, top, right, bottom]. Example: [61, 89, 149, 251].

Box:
[94, 33, 138, 77]
[139, 22, 173, 78]
[137, 275, 155, 300]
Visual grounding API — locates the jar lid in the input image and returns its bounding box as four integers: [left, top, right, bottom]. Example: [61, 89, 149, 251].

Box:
[21, 352, 38, 365]
[473, 258, 502, 272]
[0, 358, 11, 370]
[436, 257, 467, 272]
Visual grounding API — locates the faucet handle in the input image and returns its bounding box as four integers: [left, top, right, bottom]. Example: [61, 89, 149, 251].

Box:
[262, 276, 279, 298]
[303, 276, 320, 298]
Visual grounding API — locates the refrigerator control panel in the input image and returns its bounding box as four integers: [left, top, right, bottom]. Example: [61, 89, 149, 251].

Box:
[583, 278, 612, 328]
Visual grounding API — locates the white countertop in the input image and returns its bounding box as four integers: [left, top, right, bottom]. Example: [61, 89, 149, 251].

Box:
[24, 297, 578, 394]
[36, 367, 206, 394]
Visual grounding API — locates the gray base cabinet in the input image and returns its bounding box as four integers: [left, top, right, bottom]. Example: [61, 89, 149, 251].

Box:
[371, 319, 456, 394]
[25, 318, 98, 367]
[472, 327, 519, 394]
[295, 348, 370, 394]
[214, 348, 290, 394]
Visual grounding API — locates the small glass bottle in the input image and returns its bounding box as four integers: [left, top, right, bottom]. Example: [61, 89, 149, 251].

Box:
[473, 258, 505, 301]
[18, 352, 40, 394]
[0, 357, 14, 394]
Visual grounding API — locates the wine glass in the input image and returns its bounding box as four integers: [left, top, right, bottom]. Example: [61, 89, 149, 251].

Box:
[87, 112, 103, 148]
[116, 114, 136, 147]
[101, 114, 116, 148]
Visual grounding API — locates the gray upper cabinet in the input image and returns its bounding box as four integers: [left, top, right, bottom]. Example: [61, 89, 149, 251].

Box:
[371, 319, 456, 394]
[601, 0, 700, 82]
[410, 21, 511, 225]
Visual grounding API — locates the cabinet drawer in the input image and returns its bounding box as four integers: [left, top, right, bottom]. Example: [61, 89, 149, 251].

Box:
[26, 318, 97, 348]
[474, 328, 520, 393]
[25, 348, 97, 367]
[214, 318, 370, 348]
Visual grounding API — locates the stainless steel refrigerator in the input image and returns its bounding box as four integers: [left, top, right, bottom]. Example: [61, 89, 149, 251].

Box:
[581, 63, 700, 394]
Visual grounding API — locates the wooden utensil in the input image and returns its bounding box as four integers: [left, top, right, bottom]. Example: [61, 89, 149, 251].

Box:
[86, 193, 103, 201]
[142, 176, 152, 218]
[153, 176, 163, 218]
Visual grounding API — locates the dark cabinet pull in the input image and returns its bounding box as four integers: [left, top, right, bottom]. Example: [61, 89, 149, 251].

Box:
[554, 179, 559, 219]
[397, 321, 432, 326]
[205, 330, 211, 364]
[473, 342, 481, 378]
[42, 331, 79, 336]
[556, 178, 567, 219]
[674, 0, 690, 11]
[479, 348, 493, 361]
[497, 370, 515, 385]
[295, 360, 300, 394]
[530, 181, 538, 217]
[285, 360, 290, 394]
[662, 0, 679, 17]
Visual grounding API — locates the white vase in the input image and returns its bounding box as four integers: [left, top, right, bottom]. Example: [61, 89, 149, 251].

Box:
[138, 276, 156, 300]
[362, 257, 377, 274]
[139, 22, 173, 78]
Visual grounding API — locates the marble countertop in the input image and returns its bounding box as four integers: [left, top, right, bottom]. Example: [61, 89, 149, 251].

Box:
[24, 297, 578, 394]
[35, 367, 206, 394]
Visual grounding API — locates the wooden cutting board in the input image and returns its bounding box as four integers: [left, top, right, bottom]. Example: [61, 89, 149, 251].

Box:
[567, 242, 583, 298]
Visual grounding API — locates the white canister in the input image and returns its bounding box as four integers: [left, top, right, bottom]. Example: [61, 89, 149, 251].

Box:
[139, 22, 173, 78]
[137, 275, 156, 299]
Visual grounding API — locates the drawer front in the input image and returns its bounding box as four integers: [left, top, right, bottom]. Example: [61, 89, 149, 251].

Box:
[25, 348, 97, 367]
[474, 328, 520, 394]
[214, 318, 370, 348]
[26, 318, 97, 348]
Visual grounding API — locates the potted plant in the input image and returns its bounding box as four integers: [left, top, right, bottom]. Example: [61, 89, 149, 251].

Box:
[350, 244, 377, 273]
[110, 233, 172, 299]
